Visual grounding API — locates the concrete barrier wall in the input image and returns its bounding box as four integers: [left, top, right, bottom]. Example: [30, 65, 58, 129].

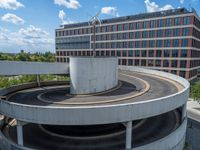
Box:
[0, 118, 187, 150]
[0, 66, 189, 125]
[70, 57, 118, 94]
[0, 61, 69, 75]
[133, 119, 187, 150]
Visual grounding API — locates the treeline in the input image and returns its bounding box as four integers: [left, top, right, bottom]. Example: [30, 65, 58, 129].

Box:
[0, 51, 55, 62]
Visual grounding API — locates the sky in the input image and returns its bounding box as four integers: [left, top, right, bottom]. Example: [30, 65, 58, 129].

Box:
[0, 0, 199, 53]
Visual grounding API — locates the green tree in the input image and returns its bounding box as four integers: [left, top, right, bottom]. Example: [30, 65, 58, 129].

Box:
[190, 80, 200, 102]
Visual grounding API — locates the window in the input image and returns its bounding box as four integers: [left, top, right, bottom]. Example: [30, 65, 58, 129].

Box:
[143, 21, 149, 28]
[130, 23, 134, 30]
[136, 22, 141, 29]
[164, 50, 170, 57]
[173, 28, 180, 37]
[142, 31, 148, 38]
[117, 50, 121, 57]
[164, 40, 171, 47]
[117, 24, 122, 31]
[171, 70, 177, 75]
[180, 60, 187, 68]
[129, 41, 134, 48]
[142, 41, 147, 48]
[173, 39, 179, 47]
[135, 41, 140, 48]
[135, 50, 140, 57]
[174, 17, 180, 25]
[183, 16, 190, 25]
[157, 30, 163, 37]
[122, 59, 126, 65]
[123, 33, 128, 39]
[124, 23, 129, 30]
[141, 60, 146, 66]
[172, 50, 178, 57]
[112, 25, 117, 31]
[165, 29, 172, 37]
[156, 50, 162, 57]
[149, 30, 155, 38]
[166, 18, 172, 26]
[142, 50, 147, 57]
[182, 39, 189, 47]
[123, 42, 128, 48]
[182, 28, 190, 36]
[149, 50, 154, 57]
[135, 59, 139, 66]
[163, 60, 169, 67]
[180, 71, 186, 78]
[117, 42, 122, 48]
[156, 40, 163, 47]
[122, 50, 127, 57]
[150, 20, 156, 28]
[117, 33, 122, 39]
[111, 51, 115, 56]
[128, 59, 133, 65]
[155, 60, 161, 67]
[149, 40, 155, 48]
[148, 60, 154, 66]
[130, 32, 134, 39]
[181, 50, 187, 57]
[171, 60, 177, 68]
[158, 19, 164, 27]
[135, 32, 140, 38]
[128, 50, 133, 57]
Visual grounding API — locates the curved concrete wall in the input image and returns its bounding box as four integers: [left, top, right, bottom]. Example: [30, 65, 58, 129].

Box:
[0, 119, 187, 150]
[0, 61, 69, 75]
[0, 66, 189, 125]
[70, 57, 118, 94]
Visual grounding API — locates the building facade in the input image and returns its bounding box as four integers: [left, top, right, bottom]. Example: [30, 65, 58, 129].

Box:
[55, 8, 200, 81]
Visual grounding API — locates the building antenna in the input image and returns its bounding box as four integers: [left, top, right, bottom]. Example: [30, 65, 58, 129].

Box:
[88, 10, 101, 57]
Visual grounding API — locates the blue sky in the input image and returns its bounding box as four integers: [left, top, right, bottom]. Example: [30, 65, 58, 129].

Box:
[0, 0, 199, 53]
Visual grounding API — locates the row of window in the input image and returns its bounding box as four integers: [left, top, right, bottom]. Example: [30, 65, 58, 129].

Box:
[57, 49, 189, 58]
[89, 39, 189, 49]
[92, 28, 191, 41]
[191, 50, 200, 58]
[194, 16, 200, 29]
[56, 16, 191, 37]
[193, 28, 200, 39]
[190, 60, 200, 68]
[192, 39, 200, 49]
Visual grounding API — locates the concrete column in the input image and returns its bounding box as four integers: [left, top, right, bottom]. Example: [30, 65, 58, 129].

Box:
[182, 103, 187, 122]
[126, 121, 132, 150]
[36, 74, 40, 87]
[17, 120, 24, 146]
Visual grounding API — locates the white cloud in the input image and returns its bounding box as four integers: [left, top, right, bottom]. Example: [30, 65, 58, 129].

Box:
[0, 0, 24, 10]
[0, 33, 8, 41]
[144, 0, 174, 12]
[101, 7, 119, 17]
[54, 0, 81, 9]
[58, 10, 73, 24]
[180, 0, 184, 4]
[1, 13, 24, 25]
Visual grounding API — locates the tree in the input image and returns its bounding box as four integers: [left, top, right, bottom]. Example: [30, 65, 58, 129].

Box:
[190, 80, 200, 102]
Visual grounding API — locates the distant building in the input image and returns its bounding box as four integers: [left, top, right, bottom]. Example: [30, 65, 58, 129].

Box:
[55, 8, 200, 81]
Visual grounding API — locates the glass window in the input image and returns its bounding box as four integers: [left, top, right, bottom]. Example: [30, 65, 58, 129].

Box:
[130, 32, 134, 39]
[117, 50, 121, 57]
[123, 42, 128, 48]
[157, 30, 163, 37]
[150, 20, 156, 28]
[173, 28, 180, 36]
[163, 60, 169, 67]
[123, 33, 128, 39]
[165, 29, 172, 37]
[158, 19, 164, 27]
[141, 60, 146, 66]
[182, 28, 190, 36]
[182, 39, 188, 47]
[173, 39, 179, 47]
[164, 40, 171, 47]
[171, 70, 177, 75]
[130, 23, 134, 30]
[171, 60, 177, 68]
[135, 32, 140, 38]
[117, 33, 122, 39]
[172, 50, 178, 57]
[181, 50, 187, 57]
[124, 23, 129, 30]
[180, 60, 187, 68]
[135, 59, 139, 66]
[122, 59, 126, 65]
[174, 17, 180, 25]
[183, 16, 190, 25]
[128, 50, 133, 57]
[136, 22, 141, 29]
[143, 21, 149, 28]
[135, 50, 140, 57]
[111, 51, 115, 56]
[112, 25, 117, 31]
[135, 41, 140, 48]
[111, 42, 115, 48]
[180, 71, 186, 78]
[142, 41, 147, 48]
[149, 30, 155, 38]
[156, 40, 163, 47]
[156, 50, 162, 57]
[148, 60, 154, 66]
[118, 24, 122, 31]
[128, 59, 133, 65]
[166, 18, 172, 26]
[164, 50, 170, 57]
[149, 50, 154, 57]
[155, 60, 161, 67]
[142, 31, 148, 38]
[129, 41, 134, 48]
[142, 50, 147, 57]
[149, 40, 155, 48]
[117, 42, 122, 48]
[122, 50, 127, 57]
